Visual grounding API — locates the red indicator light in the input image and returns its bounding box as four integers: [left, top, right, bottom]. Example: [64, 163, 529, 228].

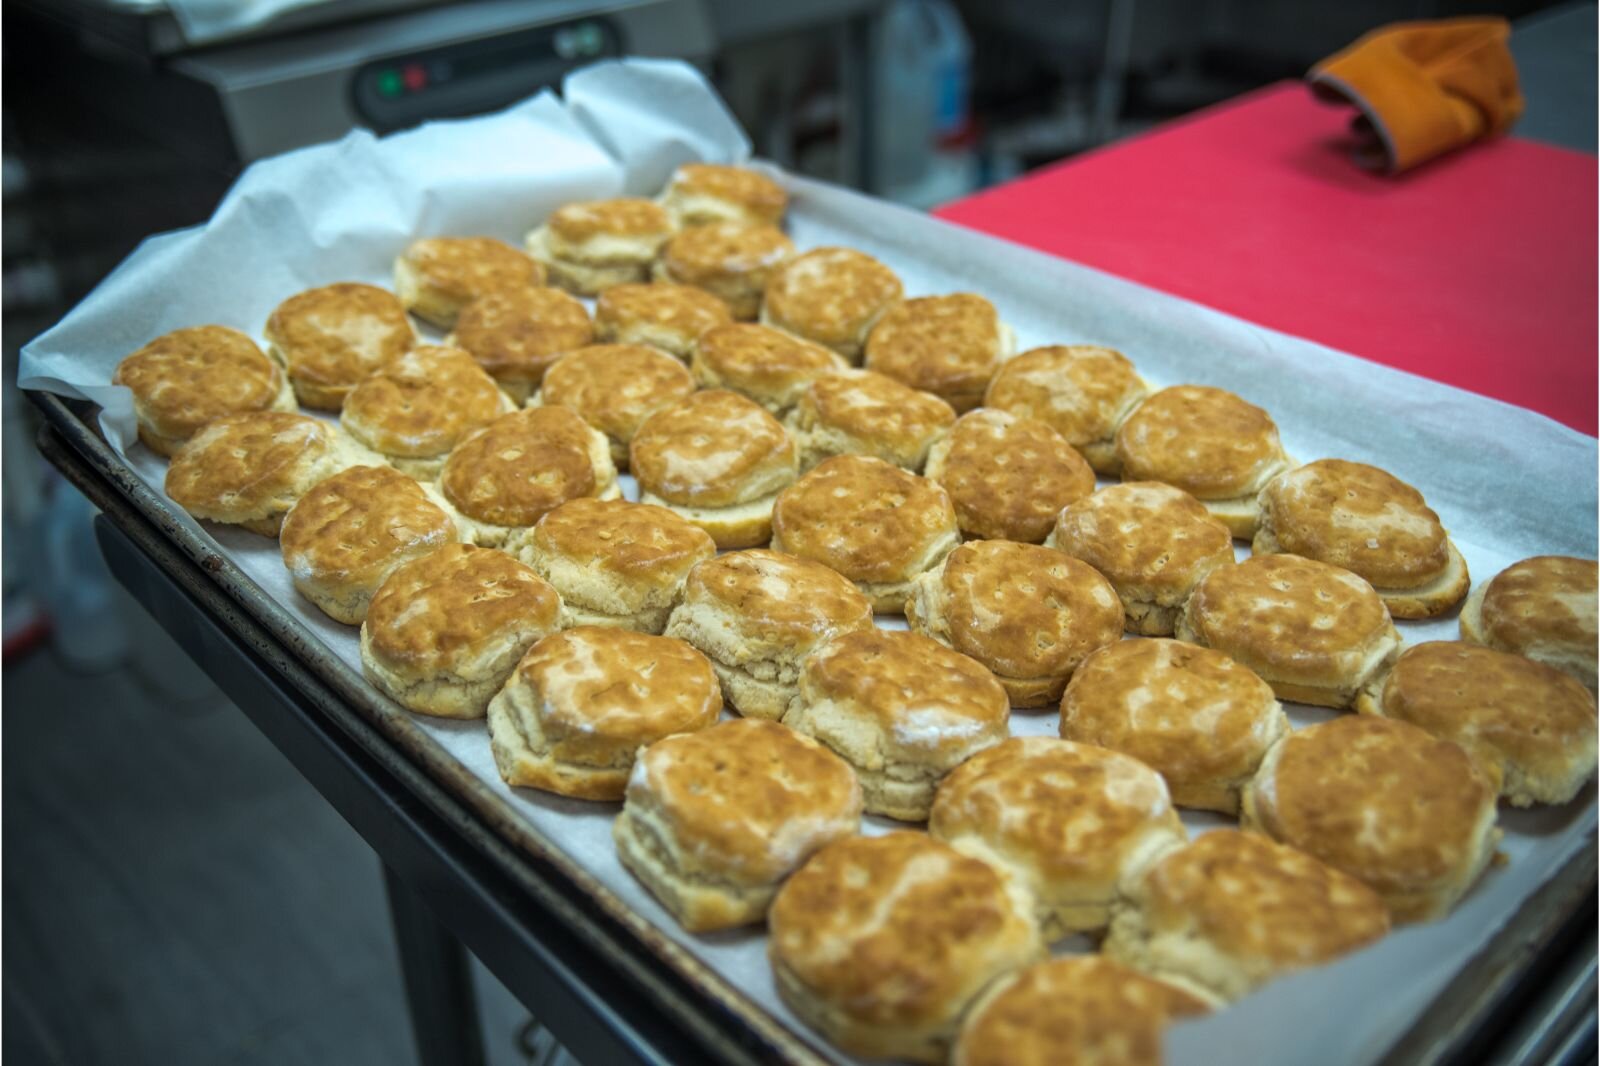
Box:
[403, 63, 427, 92]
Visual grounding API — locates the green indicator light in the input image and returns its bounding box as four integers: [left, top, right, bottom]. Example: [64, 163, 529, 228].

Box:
[377, 69, 403, 98]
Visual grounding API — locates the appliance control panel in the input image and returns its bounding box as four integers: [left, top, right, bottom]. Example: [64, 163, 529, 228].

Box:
[351, 17, 621, 131]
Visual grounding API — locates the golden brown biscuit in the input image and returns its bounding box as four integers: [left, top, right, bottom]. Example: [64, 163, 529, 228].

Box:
[907, 541, 1124, 706]
[761, 247, 903, 362]
[983, 344, 1149, 473]
[1357, 641, 1598, 806]
[924, 408, 1095, 543]
[1104, 829, 1391, 1002]
[525, 198, 676, 296]
[659, 162, 787, 227]
[930, 737, 1186, 937]
[393, 236, 545, 328]
[513, 497, 715, 633]
[768, 831, 1044, 1064]
[359, 543, 562, 719]
[953, 955, 1212, 1066]
[486, 626, 721, 800]
[435, 407, 619, 548]
[769, 456, 961, 613]
[613, 718, 861, 932]
[782, 629, 1009, 820]
[593, 282, 732, 359]
[1242, 716, 1500, 923]
[280, 465, 458, 625]
[339, 345, 514, 479]
[264, 283, 415, 410]
[663, 549, 876, 720]
[532, 343, 696, 467]
[114, 325, 298, 456]
[786, 368, 956, 472]
[1114, 385, 1292, 536]
[1255, 459, 1469, 619]
[1046, 482, 1236, 636]
[165, 412, 385, 536]
[862, 293, 1015, 412]
[1461, 556, 1598, 694]
[445, 286, 593, 402]
[1177, 554, 1401, 709]
[630, 390, 798, 549]
[1060, 639, 1289, 813]
[688, 323, 846, 414]
[654, 223, 796, 320]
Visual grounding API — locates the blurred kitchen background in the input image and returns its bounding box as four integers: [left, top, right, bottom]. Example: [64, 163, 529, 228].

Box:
[3, 1, 1593, 1064]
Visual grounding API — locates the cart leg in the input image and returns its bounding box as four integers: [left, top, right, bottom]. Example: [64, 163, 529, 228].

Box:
[384, 863, 487, 1066]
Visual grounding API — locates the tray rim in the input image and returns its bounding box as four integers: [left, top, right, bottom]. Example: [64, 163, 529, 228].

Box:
[28, 377, 1598, 1066]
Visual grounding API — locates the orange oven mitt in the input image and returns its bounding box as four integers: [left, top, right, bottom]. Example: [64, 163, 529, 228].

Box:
[1308, 18, 1524, 173]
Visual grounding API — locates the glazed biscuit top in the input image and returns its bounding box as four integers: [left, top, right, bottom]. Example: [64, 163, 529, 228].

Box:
[114, 325, 286, 437]
[1135, 830, 1390, 964]
[801, 630, 1008, 753]
[1379, 641, 1597, 770]
[955, 956, 1210, 1066]
[1115, 385, 1288, 499]
[595, 282, 732, 337]
[1061, 640, 1281, 785]
[545, 198, 674, 256]
[864, 293, 1007, 397]
[1187, 555, 1394, 676]
[365, 543, 560, 667]
[1252, 716, 1495, 893]
[983, 345, 1146, 449]
[931, 737, 1181, 886]
[438, 407, 605, 528]
[628, 718, 862, 883]
[265, 283, 414, 387]
[515, 626, 721, 742]
[539, 344, 695, 443]
[281, 465, 456, 581]
[666, 163, 787, 223]
[529, 498, 714, 583]
[659, 223, 795, 283]
[451, 286, 593, 381]
[772, 457, 957, 583]
[1480, 556, 1599, 654]
[762, 248, 903, 346]
[692, 323, 845, 399]
[933, 409, 1095, 542]
[768, 832, 1039, 1025]
[165, 412, 337, 509]
[630, 390, 797, 507]
[798, 369, 956, 452]
[402, 237, 545, 301]
[934, 541, 1123, 680]
[341, 345, 507, 458]
[1053, 482, 1235, 598]
[680, 549, 874, 643]
[1260, 460, 1450, 587]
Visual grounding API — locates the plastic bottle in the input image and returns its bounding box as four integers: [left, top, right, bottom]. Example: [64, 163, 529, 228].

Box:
[875, 0, 976, 207]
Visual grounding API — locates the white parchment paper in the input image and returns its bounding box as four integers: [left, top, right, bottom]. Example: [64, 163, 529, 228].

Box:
[20, 58, 1599, 1066]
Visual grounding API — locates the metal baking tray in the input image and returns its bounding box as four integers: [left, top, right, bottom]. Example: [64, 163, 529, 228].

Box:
[30, 317, 1598, 1066]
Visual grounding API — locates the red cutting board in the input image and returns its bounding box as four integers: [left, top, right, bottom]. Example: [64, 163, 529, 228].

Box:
[936, 82, 1598, 436]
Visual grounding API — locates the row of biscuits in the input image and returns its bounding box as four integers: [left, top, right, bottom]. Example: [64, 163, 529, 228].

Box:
[112, 160, 1598, 1065]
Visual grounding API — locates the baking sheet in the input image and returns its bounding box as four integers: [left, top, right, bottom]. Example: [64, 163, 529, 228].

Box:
[20, 58, 1599, 1066]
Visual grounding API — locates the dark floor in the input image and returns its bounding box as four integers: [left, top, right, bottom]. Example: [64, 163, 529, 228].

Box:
[2, 611, 538, 1066]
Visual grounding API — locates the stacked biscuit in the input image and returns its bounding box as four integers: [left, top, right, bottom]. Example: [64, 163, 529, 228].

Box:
[111, 160, 1598, 1066]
